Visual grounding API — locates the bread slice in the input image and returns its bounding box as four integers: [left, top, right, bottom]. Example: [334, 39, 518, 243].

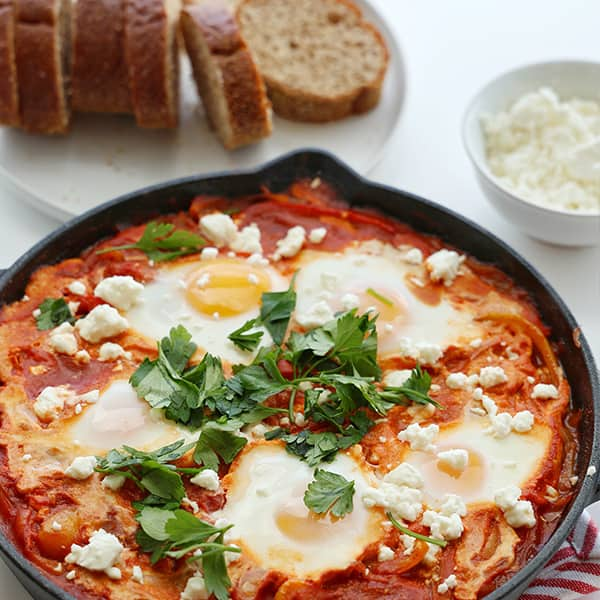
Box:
[0, 0, 19, 126]
[124, 0, 180, 128]
[237, 0, 389, 122]
[72, 0, 132, 114]
[14, 0, 71, 134]
[181, 1, 271, 149]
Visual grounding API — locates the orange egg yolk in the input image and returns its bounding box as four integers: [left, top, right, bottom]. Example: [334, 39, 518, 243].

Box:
[185, 259, 271, 317]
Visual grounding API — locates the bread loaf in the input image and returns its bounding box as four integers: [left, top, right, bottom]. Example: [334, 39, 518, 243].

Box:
[0, 0, 19, 126]
[237, 0, 388, 122]
[14, 0, 71, 133]
[181, 1, 271, 149]
[72, 0, 131, 114]
[125, 0, 180, 128]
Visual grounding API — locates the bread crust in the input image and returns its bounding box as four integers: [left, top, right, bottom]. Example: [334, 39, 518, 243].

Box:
[14, 0, 70, 134]
[72, 0, 132, 114]
[125, 0, 180, 128]
[237, 0, 389, 123]
[0, 0, 19, 126]
[181, 2, 271, 149]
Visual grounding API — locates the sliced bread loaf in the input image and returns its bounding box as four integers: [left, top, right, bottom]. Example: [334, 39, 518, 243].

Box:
[72, 0, 132, 114]
[124, 0, 180, 128]
[14, 0, 71, 133]
[181, 1, 271, 149]
[0, 0, 19, 126]
[237, 0, 389, 122]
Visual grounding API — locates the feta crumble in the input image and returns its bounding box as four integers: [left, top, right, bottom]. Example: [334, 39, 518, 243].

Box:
[76, 305, 129, 343]
[531, 383, 559, 399]
[68, 280, 87, 296]
[99, 342, 132, 362]
[49, 322, 78, 356]
[377, 545, 395, 562]
[383, 369, 413, 388]
[94, 276, 144, 311]
[296, 300, 335, 328]
[190, 469, 220, 491]
[33, 386, 71, 421]
[64, 456, 97, 480]
[199, 214, 238, 247]
[308, 227, 327, 244]
[425, 249, 465, 286]
[132, 565, 144, 584]
[102, 474, 126, 491]
[438, 574, 458, 594]
[201, 247, 219, 260]
[65, 529, 124, 576]
[397, 423, 439, 452]
[181, 572, 209, 600]
[230, 223, 262, 255]
[479, 366, 508, 388]
[273, 226, 306, 260]
[437, 449, 469, 473]
[403, 248, 423, 265]
[494, 485, 536, 528]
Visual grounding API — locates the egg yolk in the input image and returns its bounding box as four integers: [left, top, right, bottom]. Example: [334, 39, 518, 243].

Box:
[185, 259, 271, 317]
[275, 501, 340, 543]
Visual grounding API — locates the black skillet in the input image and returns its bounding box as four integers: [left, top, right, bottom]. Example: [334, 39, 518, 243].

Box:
[0, 149, 598, 600]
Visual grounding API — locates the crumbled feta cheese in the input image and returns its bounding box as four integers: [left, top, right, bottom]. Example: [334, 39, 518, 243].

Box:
[102, 474, 126, 491]
[75, 350, 91, 363]
[470, 338, 482, 348]
[481, 87, 600, 213]
[494, 485, 536, 528]
[33, 386, 71, 421]
[22, 453, 32, 462]
[132, 565, 144, 584]
[65, 570, 76, 580]
[377, 545, 395, 562]
[479, 366, 508, 388]
[248, 423, 269, 439]
[527, 375, 535, 384]
[512, 410, 535, 433]
[79, 390, 99, 404]
[415, 342, 443, 365]
[486, 413, 514, 439]
[383, 369, 413, 388]
[308, 227, 327, 244]
[94, 276, 144, 311]
[68, 280, 87, 296]
[403, 248, 423, 265]
[106, 566, 122, 580]
[425, 249, 465, 286]
[363, 483, 422, 522]
[190, 469, 220, 491]
[384, 463, 424, 489]
[407, 402, 437, 422]
[230, 223, 262, 255]
[51, 521, 62, 532]
[446, 372, 468, 389]
[201, 247, 218, 260]
[439, 494, 467, 517]
[341, 293, 360, 310]
[49, 322, 78, 356]
[182, 496, 200, 513]
[587, 465, 597, 477]
[531, 383, 559, 399]
[181, 572, 209, 600]
[294, 412, 305, 427]
[247, 253, 269, 266]
[65, 529, 124, 575]
[397, 423, 439, 452]
[199, 213, 238, 247]
[99, 342, 132, 362]
[437, 449, 469, 473]
[296, 300, 334, 328]
[32, 308, 41, 318]
[64, 456, 97, 480]
[423, 509, 464, 540]
[76, 305, 129, 343]
[74, 404, 82, 415]
[438, 574, 458, 594]
[273, 226, 306, 260]
[423, 543, 440, 566]
[400, 534, 415, 555]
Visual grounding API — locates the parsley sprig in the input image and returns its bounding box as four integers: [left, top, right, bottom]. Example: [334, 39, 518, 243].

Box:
[386, 512, 447, 548]
[35, 298, 75, 330]
[304, 469, 355, 518]
[97, 222, 206, 263]
[136, 507, 239, 600]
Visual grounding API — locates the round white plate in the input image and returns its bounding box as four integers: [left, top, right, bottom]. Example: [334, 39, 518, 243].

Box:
[0, 0, 404, 221]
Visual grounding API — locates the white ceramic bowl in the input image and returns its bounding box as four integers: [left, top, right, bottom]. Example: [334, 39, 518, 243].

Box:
[462, 60, 600, 247]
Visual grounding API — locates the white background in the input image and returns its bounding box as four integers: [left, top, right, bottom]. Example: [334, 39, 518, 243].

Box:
[0, 1, 599, 597]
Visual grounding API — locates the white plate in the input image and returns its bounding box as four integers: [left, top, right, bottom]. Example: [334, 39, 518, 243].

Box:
[0, 0, 404, 221]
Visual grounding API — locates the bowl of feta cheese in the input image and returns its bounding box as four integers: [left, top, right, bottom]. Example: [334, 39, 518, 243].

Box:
[462, 60, 600, 246]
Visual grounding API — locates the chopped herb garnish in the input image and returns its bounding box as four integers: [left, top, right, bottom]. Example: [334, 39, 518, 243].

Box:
[366, 287, 394, 307]
[136, 507, 239, 600]
[97, 221, 206, 262]
[304, 469, 355, 518]
[386, 512, 447, 548]
[259, 275, 297, 346]
[193, 423, 247, 471]
[381, 365, 440, 408]
[227, 318, 264, 352]
[35, 298, 74, 330]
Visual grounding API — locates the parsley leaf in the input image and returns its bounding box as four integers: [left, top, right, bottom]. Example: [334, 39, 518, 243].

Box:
[35, 298, 75, 330]
[304, 469, 355, 517]
[381, 365, 439, 408]
[227, 318, 264, 352]
[97, 221, 206, 262]
[136, 507, 239, 600]
[259, 276, 297, 345]
[95, 440, 199, 504]
[193, 424, 247, 471]
[386, 511, 447, 548]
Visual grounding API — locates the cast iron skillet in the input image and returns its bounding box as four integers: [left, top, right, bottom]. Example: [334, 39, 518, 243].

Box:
[0, 149, 598, 600]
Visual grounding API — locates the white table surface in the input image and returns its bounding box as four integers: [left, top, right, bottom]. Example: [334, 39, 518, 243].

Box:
[1, 0, 599, 597]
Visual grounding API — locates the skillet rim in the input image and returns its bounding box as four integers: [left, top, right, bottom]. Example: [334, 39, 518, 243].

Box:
[0, 148, 598, 600]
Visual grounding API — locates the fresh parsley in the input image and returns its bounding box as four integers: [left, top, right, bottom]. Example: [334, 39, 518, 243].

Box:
[304, 469, 355, 518]
[35, 298, 75, 330]
[193, 423, 247, 471]
[381, 365, 440, 408]
[97, 221, 206, 262]
[95, 440, 201, 505]
[227, 318, 264, 352]
[386, 511, 447, 548]
[259, 276, 297, 346]
[136, 507, 239, 600]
